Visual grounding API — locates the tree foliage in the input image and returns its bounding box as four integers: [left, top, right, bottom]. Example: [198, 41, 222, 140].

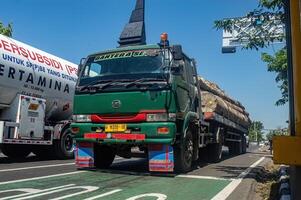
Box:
[262, 48, 288, 105]
[248, 121, 265, 142]
[214, 0, 288, 106]
[266, 127, 288, 141]
[0, 22, 13, 37]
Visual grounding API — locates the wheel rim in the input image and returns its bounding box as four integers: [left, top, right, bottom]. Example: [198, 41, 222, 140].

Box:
[63, 133, 74, 153]
[184, 135, 193, 165]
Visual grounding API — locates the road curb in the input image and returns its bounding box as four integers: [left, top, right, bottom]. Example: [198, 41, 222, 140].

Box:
[279, 165, 291, 200]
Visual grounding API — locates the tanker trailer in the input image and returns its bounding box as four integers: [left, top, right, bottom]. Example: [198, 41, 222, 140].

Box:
[0, 34, 78, 159]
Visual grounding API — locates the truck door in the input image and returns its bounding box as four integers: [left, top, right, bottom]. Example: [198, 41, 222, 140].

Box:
[183, 58, 196, 111]
[175, 60, 191, 113]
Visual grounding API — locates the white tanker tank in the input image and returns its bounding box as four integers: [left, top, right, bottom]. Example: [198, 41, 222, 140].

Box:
[0, 34, 78, 159]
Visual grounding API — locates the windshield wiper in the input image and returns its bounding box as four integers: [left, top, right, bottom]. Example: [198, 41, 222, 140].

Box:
[79, 79, 114, 91]
[125, 78, 165, 88]
[80, 79, 132, 91]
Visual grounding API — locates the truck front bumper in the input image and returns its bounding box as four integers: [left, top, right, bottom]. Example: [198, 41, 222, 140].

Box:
[71, 122, 176, 145]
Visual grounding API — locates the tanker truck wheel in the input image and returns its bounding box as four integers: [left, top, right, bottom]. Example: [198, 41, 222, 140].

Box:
[174, 129, 193, 173]
[54, 128, 74, 159]
[94, 144, 116, 169]
[1, 144, 31, 159]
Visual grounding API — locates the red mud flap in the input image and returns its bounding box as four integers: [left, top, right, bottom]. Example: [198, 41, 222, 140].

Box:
[148, 144, 174, 172]
[75, 142, 94, 169]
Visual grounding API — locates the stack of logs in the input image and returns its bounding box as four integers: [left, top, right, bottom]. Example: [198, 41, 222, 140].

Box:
[199, 76, 251, 128]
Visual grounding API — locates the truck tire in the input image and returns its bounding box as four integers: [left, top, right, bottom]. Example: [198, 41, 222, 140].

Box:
[54, 128, 74, 159]
[1, 144, 31, 159]
[229, 142, 242, 155]
[174, 129, 194, 173]
[228, 143, 235, 155]
[94, 145, 116, 169]
[198, 146, 209, 162]
[207, 142, 222, 163]
[236, 141, 243, 154]
[242, 136, 247, 154]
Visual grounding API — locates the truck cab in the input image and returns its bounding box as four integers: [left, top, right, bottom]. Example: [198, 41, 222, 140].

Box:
[72, 42, 202, 172]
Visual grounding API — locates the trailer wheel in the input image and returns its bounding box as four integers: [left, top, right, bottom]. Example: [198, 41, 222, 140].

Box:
[198, 146, 209, 162]
[242, 136, 247, 154]
[207, 142, 222, 163]
[174, 129, 194, 173]
[1, 144, 31, 159]
[54, 128, 74, 159]
[228, 141, 242, 155]
[94, 144, 116, 168]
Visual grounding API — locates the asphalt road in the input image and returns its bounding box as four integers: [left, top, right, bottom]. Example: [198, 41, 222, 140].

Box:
[0, 145, 270, 200]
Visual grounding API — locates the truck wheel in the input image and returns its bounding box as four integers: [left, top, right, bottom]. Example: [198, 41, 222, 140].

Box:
[94, 144, 116, 169]
[207, 142, 222, 163]
[174, 129, 194, 173]
[229, 142, 242, 155]
[1, 144, 31, 159]
[228, 143, 238, 155]
[242, 136, 247, 154]
[198, 146, 209, 162]
[237, 141, 243, 154]
[54, 128, 74, 159]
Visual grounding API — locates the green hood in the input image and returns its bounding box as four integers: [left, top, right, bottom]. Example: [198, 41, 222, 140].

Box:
[73, 90, 176, 115]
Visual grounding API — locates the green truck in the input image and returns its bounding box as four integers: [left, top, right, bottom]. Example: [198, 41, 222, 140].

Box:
[71, 0, 250, 173]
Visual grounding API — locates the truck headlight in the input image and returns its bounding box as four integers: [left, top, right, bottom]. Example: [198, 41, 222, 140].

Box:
[72, 115, 91, 122]
[146, 113, 176, 122]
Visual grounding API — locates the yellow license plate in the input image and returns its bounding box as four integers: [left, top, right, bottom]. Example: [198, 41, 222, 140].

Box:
[105, 124, 127, 132]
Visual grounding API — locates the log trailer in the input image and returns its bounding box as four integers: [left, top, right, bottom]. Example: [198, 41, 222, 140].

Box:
[0, 34, 78, 159]
[71, 0, 251, 172]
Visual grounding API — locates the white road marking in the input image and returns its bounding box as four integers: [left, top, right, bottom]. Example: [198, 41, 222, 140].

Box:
[0, 184, 75, 200]
[84, 189, 123, 200]
[126, 193, 167, 200]
[211, 157, 265, 200]
[0, 171, 86, 186]
[176, 175, 234, 181]
[0, 163, 75, 173]
[14, 185, 99, 200]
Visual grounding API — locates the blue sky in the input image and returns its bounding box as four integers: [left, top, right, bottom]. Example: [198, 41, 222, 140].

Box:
[1, 0, 288, 129]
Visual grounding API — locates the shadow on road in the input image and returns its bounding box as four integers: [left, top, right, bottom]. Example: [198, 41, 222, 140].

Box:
[0, 153, 70, 164]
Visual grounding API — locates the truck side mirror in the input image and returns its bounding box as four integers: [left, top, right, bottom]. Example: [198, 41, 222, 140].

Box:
[172, 45, 184, 60]
[77, 58, 86, 76]
[171, 63, 184, 76]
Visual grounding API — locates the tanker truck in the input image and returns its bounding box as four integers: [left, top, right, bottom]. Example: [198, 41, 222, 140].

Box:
[0, 34, 78, 159]
[71, 0, 251, 172]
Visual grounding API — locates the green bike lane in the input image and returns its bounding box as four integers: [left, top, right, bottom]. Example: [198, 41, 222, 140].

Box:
[0, 170, 231, 200]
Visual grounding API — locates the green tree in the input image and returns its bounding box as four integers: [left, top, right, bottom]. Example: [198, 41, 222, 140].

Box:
[0, 21, 13, 37]
[262, 48, 288, 105]
[266, 127, 288, 141]
[214, 0, 288, 106]
[248, 121, 264, 142]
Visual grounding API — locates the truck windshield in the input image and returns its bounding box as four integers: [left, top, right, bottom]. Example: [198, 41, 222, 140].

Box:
[79, 49, 167, 86]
